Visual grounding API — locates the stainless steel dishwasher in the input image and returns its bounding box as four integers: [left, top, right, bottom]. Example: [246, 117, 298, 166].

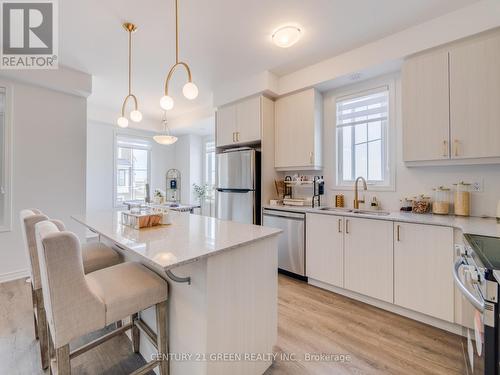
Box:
[262, 208, 306, 278]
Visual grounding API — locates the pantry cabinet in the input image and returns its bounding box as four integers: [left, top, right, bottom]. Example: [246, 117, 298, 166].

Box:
[402, 49, 450, 162]
[394, 222, 454, 322]
[344, 217, 394, 303]
[402, 30, 500, 164]
[275, 88, 322, 171]
[216, 95, 266, 147]
[449, 32, 500, 159]
[306, 213, 344, 288]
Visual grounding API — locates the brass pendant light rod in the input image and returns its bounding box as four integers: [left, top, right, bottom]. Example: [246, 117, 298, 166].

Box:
[160, 0, 198, 110]
[117, 22, 142, 127]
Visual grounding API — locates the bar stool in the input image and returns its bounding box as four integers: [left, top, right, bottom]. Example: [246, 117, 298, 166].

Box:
[19, 209, 122, 369]
[35, 220, 169, 375]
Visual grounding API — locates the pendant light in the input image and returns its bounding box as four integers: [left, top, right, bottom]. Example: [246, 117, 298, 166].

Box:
[160, 0, 198, 111]
[153, 112, 178, 145]
[117, 23, 142, 128]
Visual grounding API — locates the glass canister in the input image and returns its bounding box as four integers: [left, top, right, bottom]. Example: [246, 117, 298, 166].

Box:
[432, 186, 450, 215]
[412, 195, 431, 214]
[454, 182, 471, 216]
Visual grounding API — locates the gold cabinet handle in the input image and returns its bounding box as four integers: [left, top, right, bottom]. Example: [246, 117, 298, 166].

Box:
[396, 225, 401, 242]
[338, 218, 342, 233]
[442, 140, 448, 157]
[237, 132, 240, 142]
[453, 139, 459, 157]
[345, 219, 349, 234]
[309, 151, 314, 164]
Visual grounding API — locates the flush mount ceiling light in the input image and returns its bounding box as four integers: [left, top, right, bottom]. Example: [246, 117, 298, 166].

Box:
[153, 112, 178, 145]
[160, 0, 199, 111]
[272, 24, 302, 48]
[117, 23, 142, 128]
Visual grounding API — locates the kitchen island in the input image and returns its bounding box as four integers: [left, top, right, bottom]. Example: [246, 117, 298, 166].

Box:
[72, 211, 281, 375]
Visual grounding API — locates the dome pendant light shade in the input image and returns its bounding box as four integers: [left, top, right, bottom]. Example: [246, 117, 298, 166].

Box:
[154, 113, 178, 145]
[117, 23, 142, 127]
[160, 0, 199, 111]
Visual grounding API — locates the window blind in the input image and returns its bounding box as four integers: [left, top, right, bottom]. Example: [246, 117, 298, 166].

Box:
[336, 87, 389, 128]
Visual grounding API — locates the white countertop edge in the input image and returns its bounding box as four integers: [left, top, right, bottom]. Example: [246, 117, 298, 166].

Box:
[263, 205, 500, 238]
[72, 214, 282, 271]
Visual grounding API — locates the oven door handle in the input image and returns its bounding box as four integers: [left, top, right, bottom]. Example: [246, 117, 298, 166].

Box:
[453, 257, 485, 313]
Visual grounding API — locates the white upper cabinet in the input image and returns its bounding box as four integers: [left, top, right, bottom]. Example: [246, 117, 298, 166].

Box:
[216, 96, 264, 147]
[402, 49, 450, 162]
[216, 104, 237, 147]
[402, 30, 500, 164]
[343, 217, 394, 303]
[394, 222, 454, 322]
[236, 95, 261, 144]
[275, 88, 322, 170]
[449, 32, 500, 159]
[306, 213, 344, 288]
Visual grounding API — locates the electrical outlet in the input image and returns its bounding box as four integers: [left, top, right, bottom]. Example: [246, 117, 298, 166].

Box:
[471, 181, 483, 192]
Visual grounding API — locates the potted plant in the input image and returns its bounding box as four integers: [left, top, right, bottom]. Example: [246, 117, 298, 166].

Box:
[192, 183, 209, 215]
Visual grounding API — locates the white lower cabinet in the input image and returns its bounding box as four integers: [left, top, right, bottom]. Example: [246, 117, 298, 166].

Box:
[305, 214, 456, 323]
[394, 222, 454, 322]
[344, 217, 394, 303]
[306, 213, 344, 288]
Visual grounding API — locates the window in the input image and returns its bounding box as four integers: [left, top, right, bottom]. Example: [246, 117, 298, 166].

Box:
[336, 85, 393, 189]
[115, 135, 151, 206]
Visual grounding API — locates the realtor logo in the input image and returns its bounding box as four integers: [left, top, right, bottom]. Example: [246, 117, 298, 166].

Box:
[0, 0, 58, 69]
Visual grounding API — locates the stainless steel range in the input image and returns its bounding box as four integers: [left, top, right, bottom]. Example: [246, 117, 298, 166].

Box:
[454, 234, 500, 374]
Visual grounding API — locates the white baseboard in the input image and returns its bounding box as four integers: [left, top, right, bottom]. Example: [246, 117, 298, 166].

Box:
[308, 278, 463, 336]
[0, 268, 29, 284]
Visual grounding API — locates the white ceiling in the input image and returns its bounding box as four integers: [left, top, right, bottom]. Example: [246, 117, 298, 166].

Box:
[61, 0, 479, 126]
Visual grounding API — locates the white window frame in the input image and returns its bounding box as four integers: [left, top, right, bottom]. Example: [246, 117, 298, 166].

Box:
[0, 83, 12, 232]
[334, 78, 396, 192]
[113, 132, 152, 208]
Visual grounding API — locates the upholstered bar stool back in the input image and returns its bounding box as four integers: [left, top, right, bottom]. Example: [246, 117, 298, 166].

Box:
[20, 209, 122, 370]
[35, 221, 169, 375]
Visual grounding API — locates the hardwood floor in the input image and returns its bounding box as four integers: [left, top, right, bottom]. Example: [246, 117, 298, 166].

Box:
[266, 276, 467, 375]
[0, 275, 466, 374]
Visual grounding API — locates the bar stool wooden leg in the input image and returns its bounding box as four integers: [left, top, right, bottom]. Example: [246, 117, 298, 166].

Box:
[35, 288, 49, 370]
[155, 301, 169, 375]
[31, 284, 38, 340]
[48, 328, 55, 375]
[131, 313, 140, 353]
[56, 344, 70, 375]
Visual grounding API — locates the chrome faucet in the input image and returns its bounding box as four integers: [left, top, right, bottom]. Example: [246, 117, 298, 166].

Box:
[353, 176, 367, 209]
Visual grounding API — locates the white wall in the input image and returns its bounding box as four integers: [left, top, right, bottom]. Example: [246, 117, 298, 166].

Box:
[86, 121, 177, 212]
[318, 75, 500, 218]
[0, 78, 87, 282]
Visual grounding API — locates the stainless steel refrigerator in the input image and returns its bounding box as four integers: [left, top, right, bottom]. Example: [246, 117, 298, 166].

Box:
[216, 148, 260, 225]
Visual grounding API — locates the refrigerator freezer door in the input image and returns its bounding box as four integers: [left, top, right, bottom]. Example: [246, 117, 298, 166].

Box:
[216, 190, 255, 224]
[217, 150, 255, 190]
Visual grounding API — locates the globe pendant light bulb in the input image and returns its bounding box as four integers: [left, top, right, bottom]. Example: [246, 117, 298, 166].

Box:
[182, 81, 199, 100]
[160, 95, 174, 110]
[117, 116, 129, 128]
[130, 110, 143, 122]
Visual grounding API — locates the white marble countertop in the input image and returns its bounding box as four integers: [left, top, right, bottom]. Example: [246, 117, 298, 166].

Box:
[263, 204, 500, 237]
[72, 211, 281, 270]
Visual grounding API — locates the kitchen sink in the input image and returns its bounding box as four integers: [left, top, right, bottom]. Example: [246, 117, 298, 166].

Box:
[319, 207, 353, 213]
[318, 207, 391, 216]
[352, 210, 391, 216]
